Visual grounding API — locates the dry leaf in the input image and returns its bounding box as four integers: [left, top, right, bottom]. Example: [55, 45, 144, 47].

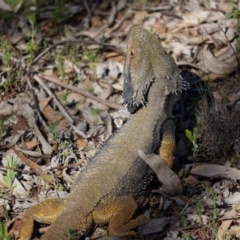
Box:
[38, 97, 52, 111]
[138, 150, 183, 196]
[228, 225, 240, 237]
[77, 139, 88, 148]
[19, 141, 40, 150]
[182, 10, 210, 24]
[225, 192, 240, 206]
[139, 217, 169, 235]
[219, 201, 240, 221]
[216, 219, 233, 240]
[12, 178, 29, 197]
[187, 214, 209, 226]
[199, 45, 238, 75]
[191, 164, 240, 181]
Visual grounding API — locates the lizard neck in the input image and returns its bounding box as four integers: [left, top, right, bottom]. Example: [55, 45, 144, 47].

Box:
[125, 80, 168, 155]
[136, 80, 168, 121]
[148, 80, 167, 113]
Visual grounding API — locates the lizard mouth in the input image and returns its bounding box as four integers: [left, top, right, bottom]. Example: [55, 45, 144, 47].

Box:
[132, 80, 153, 106]
[122, 73, 153, 113]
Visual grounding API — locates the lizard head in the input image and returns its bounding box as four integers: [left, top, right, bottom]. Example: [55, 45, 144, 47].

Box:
[123, 26, 155, 113]
[123, 26, 189, 113]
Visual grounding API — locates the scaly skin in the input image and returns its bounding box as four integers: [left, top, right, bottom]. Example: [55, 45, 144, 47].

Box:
[18, 26, 185, 240]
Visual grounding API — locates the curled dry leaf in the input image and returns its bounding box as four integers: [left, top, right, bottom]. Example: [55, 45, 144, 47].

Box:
[198, 19, 237, 39]
[138, 150, 183, 196]
[190, 164, 240, 181]
[199, 45, 239, 75]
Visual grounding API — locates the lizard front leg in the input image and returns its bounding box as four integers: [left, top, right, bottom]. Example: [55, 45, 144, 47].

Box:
[160, 119, 176, 168]
[18, 198, 65, 240]
[92, 196, 147, 237]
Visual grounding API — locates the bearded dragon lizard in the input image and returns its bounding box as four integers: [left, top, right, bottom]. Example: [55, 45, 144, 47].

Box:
[18, 26, 187, 240]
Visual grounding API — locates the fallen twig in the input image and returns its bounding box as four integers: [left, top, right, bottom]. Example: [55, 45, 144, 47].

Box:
[41, 74, 124, 110]
[12, 148, 54, 184]
[33, 74, 75, 124]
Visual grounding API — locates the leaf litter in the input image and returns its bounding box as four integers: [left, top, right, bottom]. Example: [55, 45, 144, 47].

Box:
[0, 0, 240, 239]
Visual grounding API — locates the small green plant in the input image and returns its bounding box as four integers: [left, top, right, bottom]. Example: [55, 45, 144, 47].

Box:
[56, 54, 65, 79]
[82, 49, 99, 71]
[3, 154, 17, 194]
[0, 38, 15, 93]
[3, 0, 20, 9]
[196, 198, 203, 225]
[82, 49, 99, 63]
[230, 157, 236, 165]
[48, 121, 58, 142]
[65, 227, 76, 240]
[0, 121, 7, 139]
[60, 140, 67, 149]
[59, 140, 70, 157]
[62, 44, 80, 63]
[1, 39, 12, 67]
[53, 0, 73, 25]
[91, 107, 100, 116]
[2, 201, 9, 221]
[26, 14, 37, 62]
[181, 216, 189, 227]
[205, 186, 220, 225]
[228, 0, 240, 31]
[60, 91, 68, 104]
[185, 128, 198, 154]
[127, 0, 148, 6]
[91, 107, 100, 126]
[182, 232, 191, 240]
[57, 183, 64, 191]
[59, 141, 70, 157]
[0, 221, 10, 240]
